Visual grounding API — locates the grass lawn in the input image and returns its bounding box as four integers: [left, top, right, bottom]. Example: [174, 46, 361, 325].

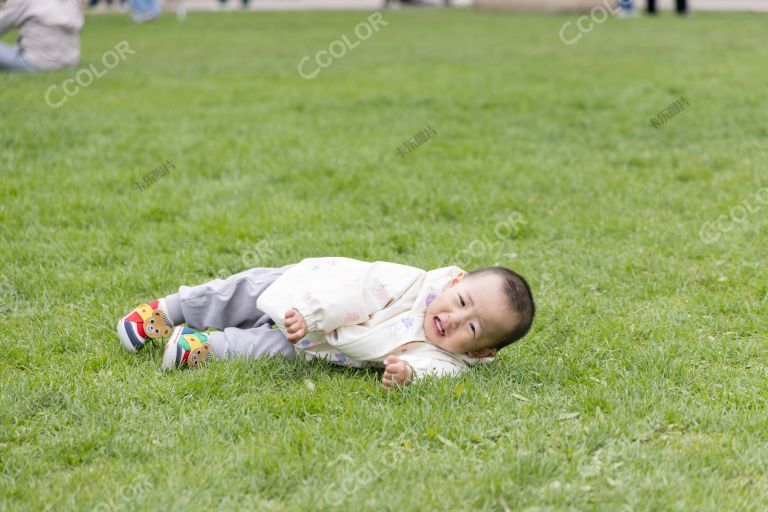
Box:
[1, 8, 767, 511]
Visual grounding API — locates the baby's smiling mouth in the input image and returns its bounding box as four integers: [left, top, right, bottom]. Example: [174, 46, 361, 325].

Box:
[433, 316, 446, 337]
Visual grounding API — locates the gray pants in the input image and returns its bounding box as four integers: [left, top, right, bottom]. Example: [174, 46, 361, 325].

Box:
[0, 42, 37, 72]
[163, 266, 297, 361]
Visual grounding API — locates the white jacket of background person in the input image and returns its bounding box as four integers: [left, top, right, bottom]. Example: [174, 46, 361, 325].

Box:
[0, 0, 84, 70]
[258, 257, 492, 380]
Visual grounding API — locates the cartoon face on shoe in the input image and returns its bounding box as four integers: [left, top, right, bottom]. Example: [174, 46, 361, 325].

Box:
[187, 344, 210, 368]
[422, 272, 519, 358]
[145, 310, 172, 338]
[182, 333, 210, 368]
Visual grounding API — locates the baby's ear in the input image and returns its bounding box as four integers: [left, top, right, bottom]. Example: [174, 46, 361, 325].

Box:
[445, 271, 467, 289]
[467, 348, 496, 359]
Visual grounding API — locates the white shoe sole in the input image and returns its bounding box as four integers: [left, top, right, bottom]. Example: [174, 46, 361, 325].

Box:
[161, 326, 185, 371]
[116, 318, 138, 353]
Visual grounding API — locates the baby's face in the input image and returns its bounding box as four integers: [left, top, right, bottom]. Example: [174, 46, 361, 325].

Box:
[423, 272, 519, 357]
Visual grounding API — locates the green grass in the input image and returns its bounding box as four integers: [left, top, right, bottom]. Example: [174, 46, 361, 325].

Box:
[2, 8, 767, 511]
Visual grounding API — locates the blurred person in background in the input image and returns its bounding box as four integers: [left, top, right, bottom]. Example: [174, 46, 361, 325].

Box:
[648, 0, 688, 15]
[88, 0, 128, 11]
[0, 0, 83, 72]
[218, 0, 250, 9]
[130, 0, 160, 22]
[616, 0, 637, 17]
[617, 0, 688, 16]
[385, 0, 447, 6]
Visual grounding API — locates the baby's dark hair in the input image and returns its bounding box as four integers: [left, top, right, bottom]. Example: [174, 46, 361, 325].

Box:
[467, 266, 535, 350]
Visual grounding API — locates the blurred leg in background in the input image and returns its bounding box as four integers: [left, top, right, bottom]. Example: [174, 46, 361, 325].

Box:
[647, 0, 689, 15]
[617, 0, 636, 17]
[218, 0, 251, 9]
[130, 0, 159, 22]
[0, 42, 37, 72]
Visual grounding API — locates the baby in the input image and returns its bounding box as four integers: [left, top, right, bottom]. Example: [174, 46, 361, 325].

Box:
[117, 257, 535, 389]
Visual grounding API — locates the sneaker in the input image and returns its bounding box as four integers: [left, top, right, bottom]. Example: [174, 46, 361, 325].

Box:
[117, 300, 173, 352]
[615, 9, 638, 18]
[131, 11, 158, 23]
[161, 326, 212, 371]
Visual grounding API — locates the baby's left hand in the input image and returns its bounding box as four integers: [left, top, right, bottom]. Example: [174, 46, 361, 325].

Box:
[284, 309, 308, 343]
[382, 356, 413, 390]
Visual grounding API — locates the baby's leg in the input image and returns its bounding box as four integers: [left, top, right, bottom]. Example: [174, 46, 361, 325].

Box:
[161, 313, 295, 370]
[117, 265, 291, 353]
[164, 266, 291, 331]
[209, 314, 296, 360]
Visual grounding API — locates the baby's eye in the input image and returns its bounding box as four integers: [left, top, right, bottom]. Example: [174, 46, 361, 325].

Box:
[459, 295, 465, 307]
[469, 323, 476, 336]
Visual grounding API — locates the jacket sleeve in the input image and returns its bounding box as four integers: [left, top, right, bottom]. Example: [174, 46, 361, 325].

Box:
[257, 258, 424, 334]
[392, 341, 479, 381]
[397, 353, 468, 381]
[0, 0, 26, 37]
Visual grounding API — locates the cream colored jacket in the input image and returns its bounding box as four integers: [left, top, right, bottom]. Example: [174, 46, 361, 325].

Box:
[257, 257, 492, 380]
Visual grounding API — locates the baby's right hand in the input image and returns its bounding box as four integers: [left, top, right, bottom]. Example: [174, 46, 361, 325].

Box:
[284, 309, 308, 343]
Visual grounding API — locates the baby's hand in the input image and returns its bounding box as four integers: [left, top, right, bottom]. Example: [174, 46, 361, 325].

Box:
[284, 309, 308, 343]
[382, 356, 413, 390]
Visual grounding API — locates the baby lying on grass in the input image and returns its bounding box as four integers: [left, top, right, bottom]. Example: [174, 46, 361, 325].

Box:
[117, 257, 535, 389]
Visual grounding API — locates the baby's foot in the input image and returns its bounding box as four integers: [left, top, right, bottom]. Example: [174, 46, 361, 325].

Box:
[161, 326, 212, 371]
[116, 300, 173, 352]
